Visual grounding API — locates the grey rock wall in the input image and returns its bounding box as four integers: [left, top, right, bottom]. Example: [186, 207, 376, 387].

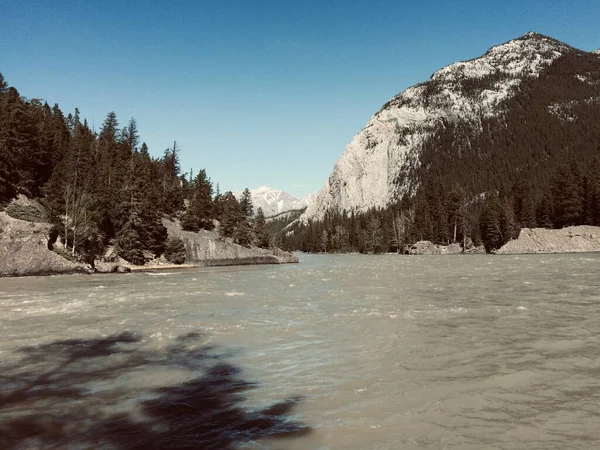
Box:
[162, 219, 298, 265]
[0, 212, 89, 277]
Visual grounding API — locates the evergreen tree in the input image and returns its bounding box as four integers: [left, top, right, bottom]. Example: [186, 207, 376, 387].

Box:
[480, 192, 503, 253]
[584, 156, 600, 225]
[239, 188, 254, 218]
[115, 216, 145, 265]
[181, 169, 214, 231]
[164, 237, 186, 264]
[366, 216, 383, 253]
[514, 180, 537, 228]
[219, 192, 242, 238]
[160, 142, 184, 215]
[500, 194, 518, 241]
[254, 207, 270, 248]
[537, 191, 554, 228]
[137, 210, 168, 258]
[0, 87, 38, 197]
[551, 162, 583, 227]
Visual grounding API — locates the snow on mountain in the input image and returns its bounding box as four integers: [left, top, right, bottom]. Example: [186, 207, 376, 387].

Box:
[302, 32, 573, 221]
[233, 186, 315, 217]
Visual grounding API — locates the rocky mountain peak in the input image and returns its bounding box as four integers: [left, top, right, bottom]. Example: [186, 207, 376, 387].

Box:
[430, 31, 570, 84]
[301, 32, 589, 222]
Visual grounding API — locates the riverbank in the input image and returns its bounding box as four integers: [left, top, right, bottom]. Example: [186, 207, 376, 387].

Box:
[128, 263, 201, 272]
[497, 225, 600, 254]
[0, 211, 298, 278]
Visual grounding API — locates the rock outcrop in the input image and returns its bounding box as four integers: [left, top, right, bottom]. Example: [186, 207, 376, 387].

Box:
[497, 226, 600, 254]
[0, 211, 298, 278]
[0, 212, 90, 277]
[406, 240, 484, 255]
[162, 218, 298, 265]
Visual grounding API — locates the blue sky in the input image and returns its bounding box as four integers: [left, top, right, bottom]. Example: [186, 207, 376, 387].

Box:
[2, 1, 600, 197]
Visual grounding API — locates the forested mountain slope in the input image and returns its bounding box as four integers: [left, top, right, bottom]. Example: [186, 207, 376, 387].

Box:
[285, 33, 600, 253]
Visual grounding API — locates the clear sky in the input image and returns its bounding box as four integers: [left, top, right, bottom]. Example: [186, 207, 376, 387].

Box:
[2, 1, 600, 197]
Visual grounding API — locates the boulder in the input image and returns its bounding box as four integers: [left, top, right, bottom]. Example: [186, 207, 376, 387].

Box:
[409, 241, 440, 255]
[0, 212, 89, 277]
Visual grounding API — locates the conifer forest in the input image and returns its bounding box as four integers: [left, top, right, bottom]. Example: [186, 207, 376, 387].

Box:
[0, 73, 268, 265]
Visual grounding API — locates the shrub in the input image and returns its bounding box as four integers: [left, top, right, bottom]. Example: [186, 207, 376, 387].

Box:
[164, 237, 186, 264]
[5, 199, 48, 223]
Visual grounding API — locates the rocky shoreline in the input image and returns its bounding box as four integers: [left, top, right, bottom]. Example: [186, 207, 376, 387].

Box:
[497, 226, 600, 254]
[4, 207, 599, 279]
[161, 218, 299, 265]
[0, 212, 87, 277]
[406, 239, 485, 255]
[0, 212, 298, 278]
[404, 225, 600, 255]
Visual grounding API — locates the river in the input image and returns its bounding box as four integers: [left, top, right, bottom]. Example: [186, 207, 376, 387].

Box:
[1, 253, 600, 449]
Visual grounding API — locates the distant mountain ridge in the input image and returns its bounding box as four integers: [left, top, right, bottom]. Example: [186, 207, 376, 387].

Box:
[233, 186, 315, 217]
[302, 32, 600, 221]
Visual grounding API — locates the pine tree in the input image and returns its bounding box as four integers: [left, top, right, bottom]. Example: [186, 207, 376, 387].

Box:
[137, 210, 168, 258]
[219, 192, 242, 238]
[164, 237, 186, 264]
[254, 207, 270, 248]
[239, 188, 254, 218]
[584, 156, 600, 225]
[181, 169, 214, 231]
[551, 162, 583, 227]
[115, 216, 145, 265]
[366, 216, 382, 253]
[480, 192, 503, 253]
[514, 180, 536, 228]
[160, 142, 184, 215]
[1, 88, 38, 197]
[500, 194, 518, 241]
[537, 191, 554, 228]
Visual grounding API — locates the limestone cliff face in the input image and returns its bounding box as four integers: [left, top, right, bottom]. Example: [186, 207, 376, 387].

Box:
[0, 212, 88, 277]
[162, 218, 298, 265]
[497, 226, 600, 254]
[302, 33, 573, 221]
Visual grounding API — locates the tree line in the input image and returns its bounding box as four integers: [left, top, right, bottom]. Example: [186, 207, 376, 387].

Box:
[279, 156, 600, 254]
[0, 73, 270, 265]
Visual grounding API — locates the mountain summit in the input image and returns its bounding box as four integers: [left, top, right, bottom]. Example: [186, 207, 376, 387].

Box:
[302, 32, 598, 221]
[233, 187, 315, 217]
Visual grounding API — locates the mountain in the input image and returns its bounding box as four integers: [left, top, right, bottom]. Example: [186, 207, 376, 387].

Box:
[302, 32, 600, 222]
[233, 186, 315, 217]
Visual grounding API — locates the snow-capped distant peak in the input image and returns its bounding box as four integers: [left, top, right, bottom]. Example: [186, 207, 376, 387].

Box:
[233, 186, 315, 217]
[254, 185, 277, 193]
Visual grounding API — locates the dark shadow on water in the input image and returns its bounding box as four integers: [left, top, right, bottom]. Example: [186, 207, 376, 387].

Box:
[0, 331, 310, 449]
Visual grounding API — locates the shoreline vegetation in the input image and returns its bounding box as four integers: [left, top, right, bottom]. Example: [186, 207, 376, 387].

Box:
[0, 203, 298, 279]
[3, 200, 599, 279]
[1, 71, 294, 278]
